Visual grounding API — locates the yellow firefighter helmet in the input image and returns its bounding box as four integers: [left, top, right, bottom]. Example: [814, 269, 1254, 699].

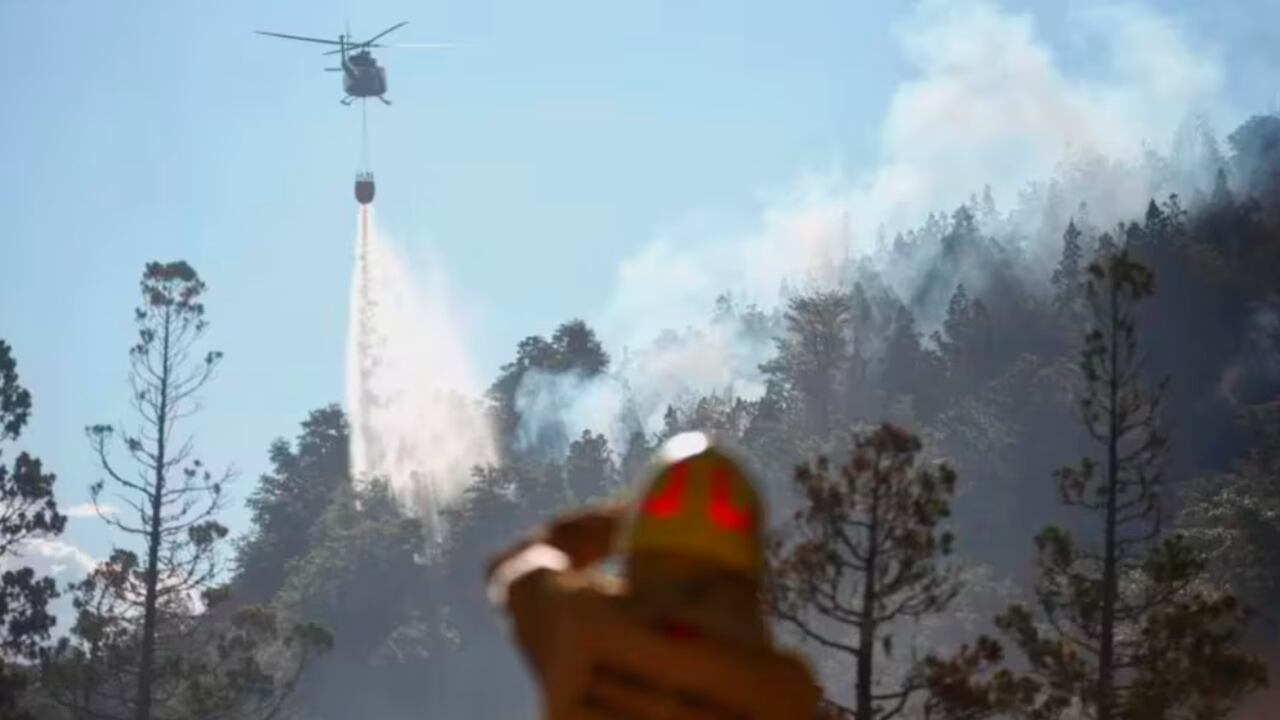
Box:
[621, 432, 765, 582]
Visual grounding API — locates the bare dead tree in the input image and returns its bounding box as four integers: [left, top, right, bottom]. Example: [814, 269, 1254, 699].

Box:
[85, 261, 230, 720]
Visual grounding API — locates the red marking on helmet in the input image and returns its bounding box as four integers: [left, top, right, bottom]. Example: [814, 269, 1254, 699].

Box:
[659, 621, 702, 642]
[708, 466, 751, 532]
[643, 462, 689, 518]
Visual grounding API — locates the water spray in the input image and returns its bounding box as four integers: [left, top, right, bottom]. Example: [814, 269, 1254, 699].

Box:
[345, 146, 496, 547]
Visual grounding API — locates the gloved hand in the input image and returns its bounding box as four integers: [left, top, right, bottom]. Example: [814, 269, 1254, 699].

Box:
[486, 503, 626, 583]
[544, 503, 626, 569]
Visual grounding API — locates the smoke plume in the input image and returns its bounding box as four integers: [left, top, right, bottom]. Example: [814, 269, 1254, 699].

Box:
[515, 0, 1234, 453]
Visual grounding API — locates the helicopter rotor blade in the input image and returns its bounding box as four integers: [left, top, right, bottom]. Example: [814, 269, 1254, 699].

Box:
[255, 30, 344, 45]
[321, 41, 454, 54]
[323, 43, 385, 55]
[361, 21, 409, 46]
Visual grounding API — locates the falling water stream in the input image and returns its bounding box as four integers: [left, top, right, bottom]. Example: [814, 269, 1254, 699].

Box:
[345, 205, 496, 543]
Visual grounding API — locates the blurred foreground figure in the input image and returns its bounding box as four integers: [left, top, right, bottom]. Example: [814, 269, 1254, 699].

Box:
[487, 431, 820, 719]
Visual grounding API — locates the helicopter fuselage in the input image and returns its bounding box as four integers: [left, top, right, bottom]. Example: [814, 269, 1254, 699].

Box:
[341, 51, 388, 100]
[256, 23, 408, 106]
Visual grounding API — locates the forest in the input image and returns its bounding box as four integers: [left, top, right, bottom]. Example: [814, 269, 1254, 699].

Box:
[2, 111, 1280, 720]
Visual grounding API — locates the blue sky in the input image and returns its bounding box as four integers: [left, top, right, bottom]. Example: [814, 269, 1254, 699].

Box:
[1, 0, 1276, 585]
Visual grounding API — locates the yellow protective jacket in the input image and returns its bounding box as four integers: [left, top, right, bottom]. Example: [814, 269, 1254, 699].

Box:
[491, 545, 820, 720]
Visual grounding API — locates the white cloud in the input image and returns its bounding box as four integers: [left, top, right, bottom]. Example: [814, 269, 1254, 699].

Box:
[3, 537, 97, 577]
[64, 502, 118, 518]
[1, 539, 99, 637]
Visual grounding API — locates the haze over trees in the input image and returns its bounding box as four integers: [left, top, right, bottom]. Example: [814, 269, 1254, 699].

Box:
[4, 111, 1280, 718]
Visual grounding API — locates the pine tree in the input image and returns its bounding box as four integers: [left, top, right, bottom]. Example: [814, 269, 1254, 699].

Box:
[933, 285, 994, 397]
[0, 340, 66, 720]
[771, 424, 960, 719]
[46, 262, 330, 720]
[1180, 404, 1280, 639]
[945, 285, 971, 336]
[760, 291, 853, 438]
[487, 320, 610, 454]
[618, 430, 653, 486]
[942, 206, 980, 260]
[883, 305, 943, 422]
[564, 430, 617, 502]
[1228, 114, 1280, 199]
[1050, 220, 1084, 317]
[269, 479, 425, 720]
[87, 262, 229, 720]
[926, 251, 1266, 719]
[843, 284, 877, 423]
[1031, 251, 1165, 719]
[236, 405, 350, 603]
[548, 319, 610, 375]
[979, 184, 998, 228]
[1139, 195, 1188, 247]
[1210, 167, 1235, 209]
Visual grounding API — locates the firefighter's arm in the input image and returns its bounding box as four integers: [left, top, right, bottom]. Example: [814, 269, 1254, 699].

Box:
[485, 504, 623, 607]
[486, 505, 623, 676]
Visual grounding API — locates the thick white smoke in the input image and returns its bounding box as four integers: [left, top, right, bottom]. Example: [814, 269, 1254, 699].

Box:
[341, 1, 1237, 488]
[516, 0, 1233, 454]
[514, 319, 774, 455]
[346, 206, 496, 537]
[868, 1, 1222, 231]
[606, 0, 1226, 332]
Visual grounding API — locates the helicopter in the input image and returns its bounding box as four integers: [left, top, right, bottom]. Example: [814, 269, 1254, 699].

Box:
[255, 21, 449, 105]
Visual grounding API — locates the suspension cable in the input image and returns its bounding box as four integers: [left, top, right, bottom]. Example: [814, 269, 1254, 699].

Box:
[360, 99, 372, 173]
